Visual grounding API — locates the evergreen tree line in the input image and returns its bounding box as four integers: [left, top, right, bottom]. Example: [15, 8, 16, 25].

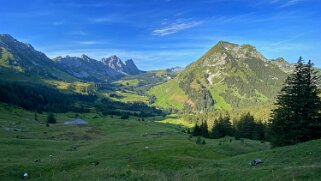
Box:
[192, 113, 267, 141]
[0, 81, 166, 117]
[269, 58, 321, 147]
[97, 98, 165, 117]
[0, 81, 96, 113]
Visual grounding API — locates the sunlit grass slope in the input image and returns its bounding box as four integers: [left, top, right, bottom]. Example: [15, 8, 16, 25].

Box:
[0, 104, 320, 180]
[149, 78, 188, 110]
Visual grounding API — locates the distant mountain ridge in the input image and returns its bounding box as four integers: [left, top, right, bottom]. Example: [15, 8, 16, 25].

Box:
[0, 34, 142, 82]
[0, 34, 71, 79]
[101, 55, 141, 75]
[53, 55, 121, 81]
[55, 54, 142, 81]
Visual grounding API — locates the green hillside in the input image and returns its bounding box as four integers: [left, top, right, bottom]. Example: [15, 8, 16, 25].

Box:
[0, 104, 320, 180]
[151, 41, 290, 112]
[149, 78, 188, 110]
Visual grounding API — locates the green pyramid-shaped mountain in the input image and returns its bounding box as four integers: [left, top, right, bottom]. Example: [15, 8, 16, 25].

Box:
[150, 41, 290, 111]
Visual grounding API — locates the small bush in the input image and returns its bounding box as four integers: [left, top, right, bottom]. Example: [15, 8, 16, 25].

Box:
[120, 114, 129, 119]
[196, 136, 202, 144]
[47, 112, 56, 124]
[202, 139, 206, 145]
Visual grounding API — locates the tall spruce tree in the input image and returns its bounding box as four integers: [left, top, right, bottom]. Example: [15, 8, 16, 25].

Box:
[200, 121, 209, 138]
[269, 58, 321, 147]
[210, 115, 233, 139]
[193, 123, 201, 136]
[236, 112, 256, 139]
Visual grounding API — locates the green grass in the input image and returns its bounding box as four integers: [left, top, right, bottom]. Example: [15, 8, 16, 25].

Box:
[209, 84, 232, 110]
[0, 104, 320, 180]
[105, 91, 149, 103]
[114, 79, 139, 86]
[149, 78, 188, 110]
[156, 115, 195, 128]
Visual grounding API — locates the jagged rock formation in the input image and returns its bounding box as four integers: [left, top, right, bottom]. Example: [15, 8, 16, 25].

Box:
[54, 55, 121, 81]
[101, 55, 141, 75]
[0, 34, 142, 82]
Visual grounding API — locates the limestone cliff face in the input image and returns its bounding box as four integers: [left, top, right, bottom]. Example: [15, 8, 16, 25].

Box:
[54, 55, 121, 81]
[124, 59, 140, 74]
[101, 55, 141, 75]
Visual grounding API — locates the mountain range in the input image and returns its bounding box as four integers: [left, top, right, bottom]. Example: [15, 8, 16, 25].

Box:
[1, 34, 319, 113]
[0, 34, 141, 82]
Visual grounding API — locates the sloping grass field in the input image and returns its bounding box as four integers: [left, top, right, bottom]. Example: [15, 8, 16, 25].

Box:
[0, 104, 320, 180]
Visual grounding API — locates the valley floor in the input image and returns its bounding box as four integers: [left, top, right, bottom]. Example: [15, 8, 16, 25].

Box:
[0, 104, 320, 181]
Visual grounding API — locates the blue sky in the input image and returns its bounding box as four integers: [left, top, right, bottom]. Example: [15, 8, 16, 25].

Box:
[0, 0, 320, 70]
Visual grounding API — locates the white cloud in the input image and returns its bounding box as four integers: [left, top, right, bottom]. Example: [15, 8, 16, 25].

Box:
[69, 31, 88, 36]
[269, 0, 306, 7]
[90, 17, 114, 23]
[76, 41, 99, 45]
[152, 21, 203, 36]
[88, 14, 129, 24]
[52, 21, 63, 25]
[281, 0, 305, 7]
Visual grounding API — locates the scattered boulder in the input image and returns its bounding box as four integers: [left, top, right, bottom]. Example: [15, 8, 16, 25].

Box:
[91, 161, 100, 166]
[250, 159, 263, 166]
[22, 172, 28, 179]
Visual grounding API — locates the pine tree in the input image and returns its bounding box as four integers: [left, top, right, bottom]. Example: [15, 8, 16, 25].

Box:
[211, 119, 220, 138]
[269, 58, 321, 147]
[193, 123, 200, 136]
[201, 139, 206, 145]
[304, 60, 321, 140]
[236, 112, 255, 139]
[201, 121, 209, 138]
[211, 115, 233, 139]
[253, 121, 266, 141]
[196, 136, 202, 144]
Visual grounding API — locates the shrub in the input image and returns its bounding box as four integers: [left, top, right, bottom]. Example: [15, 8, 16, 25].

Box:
[47, 112, 56, 124]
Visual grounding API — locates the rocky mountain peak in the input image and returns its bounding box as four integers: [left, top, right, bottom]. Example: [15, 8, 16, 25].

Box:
[125, 59, 140, 74]
[101, 55, 141, 75]
[125, 58, 134, 64]
[104, 55, 122, 63]
[101, 55, 126, 72]
[80, 54, 90, 59]
[217, 40, 238, 50]
[201, 41, 268, 66]
[271, 57, 294, 73]
[0, 34, 15, 41]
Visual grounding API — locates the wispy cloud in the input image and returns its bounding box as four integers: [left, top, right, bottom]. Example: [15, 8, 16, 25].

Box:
[87, 14, 130, 24]
[281, 0, 305, 7]
[272, 32, 307, 46]
[76, 41, 99, 45]
[152, 20, 203, 36]
[69, 31, 88, 36]
[52, 21, 63, 25]
[65, 2, 131, 8]
[90, 17, 114, 23]
[269, 0, 306, 7]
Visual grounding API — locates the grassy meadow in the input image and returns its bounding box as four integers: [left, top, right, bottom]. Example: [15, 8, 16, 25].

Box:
[0, 103, 320, 180]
